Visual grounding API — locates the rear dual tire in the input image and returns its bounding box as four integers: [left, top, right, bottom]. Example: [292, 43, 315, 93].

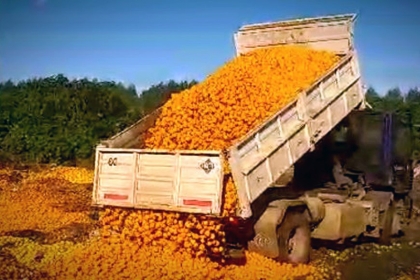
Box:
[277, 210, 311, 264]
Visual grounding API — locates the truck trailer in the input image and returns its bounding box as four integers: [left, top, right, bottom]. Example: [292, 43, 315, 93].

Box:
[91, 13, 413, 264]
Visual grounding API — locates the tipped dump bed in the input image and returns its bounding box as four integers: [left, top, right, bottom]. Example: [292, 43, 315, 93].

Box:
[229, 52, 364, 217]
[92, 13, 365, 218]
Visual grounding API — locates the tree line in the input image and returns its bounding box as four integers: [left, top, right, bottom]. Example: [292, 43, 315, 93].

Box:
[0, 74, 418, 166]
[0, 74, 197, 166]
[366, 86, 420, 158]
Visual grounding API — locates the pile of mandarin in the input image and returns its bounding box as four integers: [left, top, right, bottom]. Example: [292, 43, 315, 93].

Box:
[99, 45, 339, 272]
[0, 45, 340, 279]
[103, 45, 339, 255]
[99, 176, 238, 259]
[144, 45, 339, 152]
[0, 167, 94, 235]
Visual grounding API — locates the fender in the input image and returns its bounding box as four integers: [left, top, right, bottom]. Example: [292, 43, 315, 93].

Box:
[301, 196, 326, 225]
[247, 199, 307, 258]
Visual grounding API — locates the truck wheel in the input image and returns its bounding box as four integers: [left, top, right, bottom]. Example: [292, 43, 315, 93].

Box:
[277, 210, 311, 264]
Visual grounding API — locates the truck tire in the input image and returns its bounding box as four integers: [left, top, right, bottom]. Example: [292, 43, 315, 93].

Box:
[276, 210, 311, 264]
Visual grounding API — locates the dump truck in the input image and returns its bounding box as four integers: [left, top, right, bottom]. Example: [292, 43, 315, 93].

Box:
[91, 13, 414, 264]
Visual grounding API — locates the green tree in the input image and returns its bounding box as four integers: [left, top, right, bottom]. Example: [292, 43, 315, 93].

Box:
[0, 75, 197, 165]
[139, 79, 198, 115]
[366, 86, 420, 155]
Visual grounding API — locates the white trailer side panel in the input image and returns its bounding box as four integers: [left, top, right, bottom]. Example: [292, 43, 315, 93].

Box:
[93, 148, 224, 215]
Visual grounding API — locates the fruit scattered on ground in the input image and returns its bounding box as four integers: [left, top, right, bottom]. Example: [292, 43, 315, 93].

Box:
[1, 235, 326, 280]
[0, 167, 94, 235]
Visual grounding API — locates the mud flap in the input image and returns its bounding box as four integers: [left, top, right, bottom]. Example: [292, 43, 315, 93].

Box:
[225, 245, 246, 265]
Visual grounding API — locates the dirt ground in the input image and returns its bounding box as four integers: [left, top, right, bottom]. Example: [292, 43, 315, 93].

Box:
[338, 219, 420, 280]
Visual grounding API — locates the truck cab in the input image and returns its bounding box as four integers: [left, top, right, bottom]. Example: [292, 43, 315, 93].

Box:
[245, 110, 414, 264]
[343, 111, 413, 195]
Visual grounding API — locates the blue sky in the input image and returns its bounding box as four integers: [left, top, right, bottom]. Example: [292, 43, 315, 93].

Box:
[0, 0, 419, 95]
